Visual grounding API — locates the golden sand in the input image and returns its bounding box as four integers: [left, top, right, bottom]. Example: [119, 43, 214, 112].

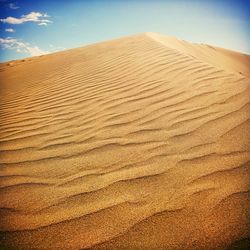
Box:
[0, 33, 249, 249]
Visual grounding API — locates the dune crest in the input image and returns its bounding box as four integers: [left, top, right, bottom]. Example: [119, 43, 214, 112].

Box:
[0, 33, 249, 249]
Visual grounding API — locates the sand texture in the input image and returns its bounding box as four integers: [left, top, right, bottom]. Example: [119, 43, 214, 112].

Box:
[0, 33, 250, 249]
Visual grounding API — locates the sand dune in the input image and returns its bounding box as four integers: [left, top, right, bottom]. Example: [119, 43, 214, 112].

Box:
[0, 32, 249, 249]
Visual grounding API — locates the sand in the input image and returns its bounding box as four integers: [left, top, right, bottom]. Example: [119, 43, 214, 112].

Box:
[0, 32, 249, 249]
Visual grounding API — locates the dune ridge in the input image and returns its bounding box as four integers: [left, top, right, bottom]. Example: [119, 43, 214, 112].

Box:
[0, 33, 249, 249]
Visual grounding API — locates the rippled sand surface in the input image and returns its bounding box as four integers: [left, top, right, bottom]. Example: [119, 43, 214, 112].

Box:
[0, 33, 250, 249]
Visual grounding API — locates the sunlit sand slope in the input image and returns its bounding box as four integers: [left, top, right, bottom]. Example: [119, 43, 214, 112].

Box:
[0, 33, 250, 249]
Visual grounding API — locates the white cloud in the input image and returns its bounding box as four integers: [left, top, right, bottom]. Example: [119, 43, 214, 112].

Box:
[0, 12, 52, 25]
[0, 37, 49, 56]
[1, 16, 22, 24]
[9, 3, 19, 9]
[5, 28, 15, 32]
[48, 44, 67, 52]
[38, 22, 48, 26]
[27, 46, 49, 56]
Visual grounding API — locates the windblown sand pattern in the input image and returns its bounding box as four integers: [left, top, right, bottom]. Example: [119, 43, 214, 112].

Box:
[0, 33, 250, 249]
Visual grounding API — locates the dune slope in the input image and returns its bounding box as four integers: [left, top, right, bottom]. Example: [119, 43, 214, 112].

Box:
[0, 33, 250, 249]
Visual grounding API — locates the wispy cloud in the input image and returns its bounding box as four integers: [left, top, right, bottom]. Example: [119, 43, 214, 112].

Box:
[0, 37, 49, 56]
[9, 3, 19, 9]
[0, 12, 52, 25]
[49, 44, 67, 52]
[5, 28, 15, 32]
[38, 22, 48, 26]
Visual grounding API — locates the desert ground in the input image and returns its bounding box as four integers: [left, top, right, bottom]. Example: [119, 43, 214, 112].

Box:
[0, 32, 249, 249]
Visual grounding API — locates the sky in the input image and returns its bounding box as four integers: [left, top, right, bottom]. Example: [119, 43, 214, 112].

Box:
[0, 0, 249, 62]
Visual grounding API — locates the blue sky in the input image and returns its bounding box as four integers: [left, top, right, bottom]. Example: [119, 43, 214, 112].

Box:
[0, 0, 249, 62]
